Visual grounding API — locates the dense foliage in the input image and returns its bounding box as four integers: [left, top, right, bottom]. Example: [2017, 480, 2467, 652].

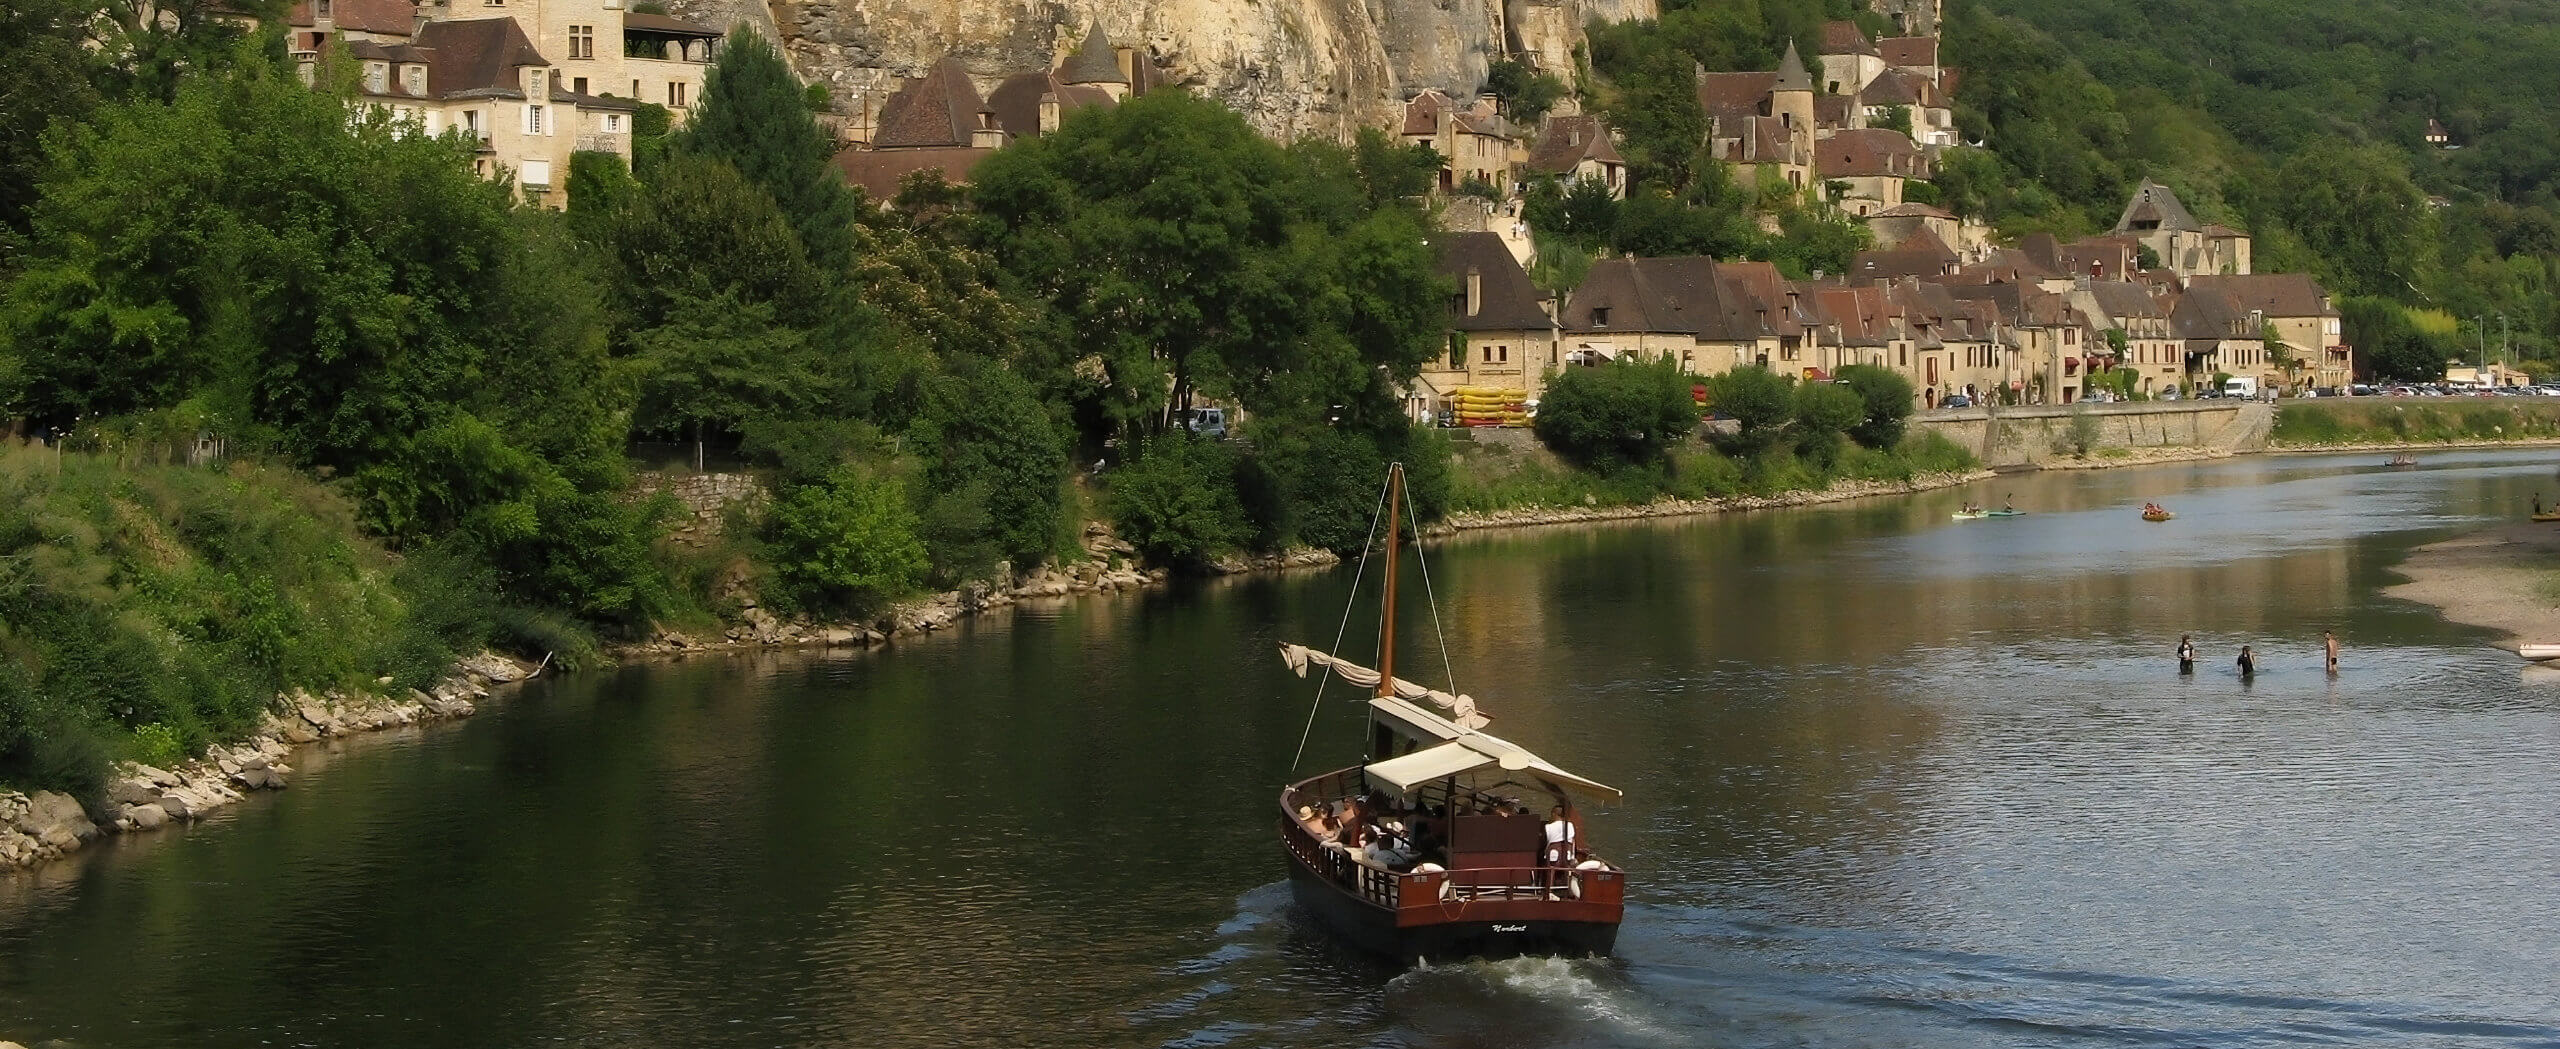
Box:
[1532, 358, 1702, 467]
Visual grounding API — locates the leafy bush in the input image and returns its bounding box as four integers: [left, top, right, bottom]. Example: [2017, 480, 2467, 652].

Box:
[1534, 357, 1700, 467]
[1108, 437, 1250, 567]
[2066, 405, 2104, 457]
[1835, 365, 1916, 448]
[1791, 380, 1865, 468]
[908, 358, 1068, 582]
[765, 467, 929, 613]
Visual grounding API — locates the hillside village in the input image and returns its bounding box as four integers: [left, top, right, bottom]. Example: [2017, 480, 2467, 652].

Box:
[295, 0, 2351, 416]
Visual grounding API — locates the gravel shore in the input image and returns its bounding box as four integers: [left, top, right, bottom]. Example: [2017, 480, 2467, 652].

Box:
[2384, 520, 2560, 651]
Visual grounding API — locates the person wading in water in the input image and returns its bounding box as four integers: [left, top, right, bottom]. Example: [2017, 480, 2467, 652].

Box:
[2325, 630, 2340, 673]
[2178, 634, 2196, 674]
[2237, 645, 2256, 677]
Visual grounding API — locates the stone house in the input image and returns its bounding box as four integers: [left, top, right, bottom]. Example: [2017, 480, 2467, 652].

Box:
[1808, 284, 1920, 388]
[1866, 202, 1960, 252]
[2064, 278, 2183, 396]
[1697, 44, 1818, 195]
[1879, 36, 1939, 81]
[2166, 284, 2267, 389]
[1815, 20, 1885, 95]
[2113, 180, 2252, 278]
[831, 58, 1007, 201]
[1858, 66, 1951, 147]
[1403, 89, 1517, 193]
[301, 17, 633, 207]
[1522, 115, 1627, 199]
[1419, 231, 1558, 411]
[1814, 128, 1928, 216]
[405, 0, 720, 121]
[2184, 273, 2349, 390]
[1719, 262, 1830, 378]
[1557, 256, 1780, 375]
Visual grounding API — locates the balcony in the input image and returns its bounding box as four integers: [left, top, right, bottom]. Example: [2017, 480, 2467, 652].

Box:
[575, 132, 628, 154]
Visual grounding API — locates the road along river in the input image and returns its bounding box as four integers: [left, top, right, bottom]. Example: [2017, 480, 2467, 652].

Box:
[2, 449, 2556, 1048]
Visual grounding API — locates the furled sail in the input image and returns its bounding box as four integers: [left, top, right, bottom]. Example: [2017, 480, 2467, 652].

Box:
[1277, 642, 1489, 729]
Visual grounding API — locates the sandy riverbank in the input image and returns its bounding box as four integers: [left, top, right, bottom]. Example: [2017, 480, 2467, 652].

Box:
[2383, 521, 2560, 651]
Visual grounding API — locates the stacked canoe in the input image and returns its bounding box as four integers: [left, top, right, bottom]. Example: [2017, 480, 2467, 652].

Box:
[1450, 386, 1530, 427]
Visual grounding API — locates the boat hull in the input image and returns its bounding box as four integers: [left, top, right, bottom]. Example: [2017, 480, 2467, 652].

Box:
[1283, 856, 1620, 963]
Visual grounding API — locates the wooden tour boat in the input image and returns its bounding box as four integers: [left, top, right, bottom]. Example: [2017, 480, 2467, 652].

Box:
[1276, 464, 1625, 964]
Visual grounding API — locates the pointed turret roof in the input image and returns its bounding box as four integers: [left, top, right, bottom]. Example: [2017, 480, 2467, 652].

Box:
[1061, 22, 1128, 85]
[1774, 41, 1814, 94]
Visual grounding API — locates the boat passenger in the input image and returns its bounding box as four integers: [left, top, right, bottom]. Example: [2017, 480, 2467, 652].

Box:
[1543, 806, 1578, 867]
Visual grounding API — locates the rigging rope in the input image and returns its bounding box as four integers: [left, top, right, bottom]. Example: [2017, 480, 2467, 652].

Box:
[1288, 471, 1392, 773]
[1402, 472, 1461, 709]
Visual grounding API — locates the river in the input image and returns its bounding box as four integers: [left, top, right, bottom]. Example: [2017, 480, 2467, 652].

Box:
[4, 450, 2558, 1048]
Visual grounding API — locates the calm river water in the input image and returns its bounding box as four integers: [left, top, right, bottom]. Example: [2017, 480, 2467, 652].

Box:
[6, 450, 2560, 1048]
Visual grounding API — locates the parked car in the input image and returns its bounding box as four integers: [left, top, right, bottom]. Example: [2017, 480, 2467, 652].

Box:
[1180, 407, 1228, 439]
[1942, 394, 1973, 409]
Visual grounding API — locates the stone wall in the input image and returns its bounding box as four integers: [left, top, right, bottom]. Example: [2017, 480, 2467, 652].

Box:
[633, 471, 769, 546]
[1913, 401, 2275, 468]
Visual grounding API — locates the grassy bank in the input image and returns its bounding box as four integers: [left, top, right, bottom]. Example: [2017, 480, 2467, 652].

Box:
[1448, 432, 1979, 513]
[0, 445, 501, 797]
[2273, 399, 2560, 445]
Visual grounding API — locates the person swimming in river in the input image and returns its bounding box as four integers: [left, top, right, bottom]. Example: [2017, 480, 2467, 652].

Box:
[2178, 634, 2195, 673]
[2237, 645, 2256, 676]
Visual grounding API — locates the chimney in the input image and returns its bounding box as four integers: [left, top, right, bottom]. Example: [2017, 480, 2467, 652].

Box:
[1466, 267, 1483, 318]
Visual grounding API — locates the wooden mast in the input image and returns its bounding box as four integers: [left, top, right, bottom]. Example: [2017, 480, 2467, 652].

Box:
[1375, 463, 1404, 699]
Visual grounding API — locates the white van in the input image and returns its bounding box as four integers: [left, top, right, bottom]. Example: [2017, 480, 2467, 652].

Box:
[2223, 377, 2258, 400]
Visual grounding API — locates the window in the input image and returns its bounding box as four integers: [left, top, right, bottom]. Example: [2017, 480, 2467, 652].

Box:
[364, 62, 386, 93]
[462, 109, 480, 135]
[573, 77, 588, 94]
[316, 0, 331, 16]
[632, 79, 641, 98]
[604, 114, 621, 133]
[669, 82, 688, 108]
[1590, 307, 1609, 326]
[520, 159, 552, 188]
[530, 70, 546, 96]
[570, 26, 593, 59]
[405, 66, 424, 95]
[522, 104, 547, 135]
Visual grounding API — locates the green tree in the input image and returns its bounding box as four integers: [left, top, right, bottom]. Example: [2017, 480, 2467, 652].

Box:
[1532, 357, 1699, 467]
[971, 91, 1442, 447]
[1705, 365, 1795, 453]
[907, 356, 1067, 579]
[1835, 364, 1917, 448]
[678, 26, 859, 269]
[0, 0, 98, 256]
[1485, 59, 1567, 125]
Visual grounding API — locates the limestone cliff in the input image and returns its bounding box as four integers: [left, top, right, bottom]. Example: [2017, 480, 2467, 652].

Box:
[666, 0, 1658, 141]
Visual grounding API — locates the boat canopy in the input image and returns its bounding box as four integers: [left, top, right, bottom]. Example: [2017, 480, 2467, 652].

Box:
[1363, 734, 1622, 801]
[1278, 641, 1620, 802]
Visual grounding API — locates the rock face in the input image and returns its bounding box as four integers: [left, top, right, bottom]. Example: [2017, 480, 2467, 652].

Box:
[669, 0, 1658, 141]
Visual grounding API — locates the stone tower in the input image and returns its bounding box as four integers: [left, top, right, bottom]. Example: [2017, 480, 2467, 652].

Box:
[1771, 41, 1816, 138]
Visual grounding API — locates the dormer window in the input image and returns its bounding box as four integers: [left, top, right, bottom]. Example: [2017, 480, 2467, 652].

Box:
[364, 62, 387, 94]
[405, 65, 425, 95]
[316, 0, 331, 16]
[1591, 307, 1610, 327]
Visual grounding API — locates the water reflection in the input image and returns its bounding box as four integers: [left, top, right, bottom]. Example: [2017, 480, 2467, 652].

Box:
[1, 451, 2557, 1048]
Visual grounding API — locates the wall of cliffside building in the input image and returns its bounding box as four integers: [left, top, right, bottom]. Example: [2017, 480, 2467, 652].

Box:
[665, 0, 1656, 142]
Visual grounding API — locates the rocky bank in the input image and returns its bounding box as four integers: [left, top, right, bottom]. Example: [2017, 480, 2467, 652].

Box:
[1, 654, 531, 873]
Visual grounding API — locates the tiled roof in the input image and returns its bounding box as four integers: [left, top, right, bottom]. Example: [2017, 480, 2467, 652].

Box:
[1060, 22, 1127, 85]
[2082, 280, 2168, 323]
[1719, 115, 1794, 164]
[1697, 71, 1777, 124]
[1402, 89, 1451, 136]
[623, 12, 721, 37]
[1871, 202, 1955, 220]
[287, 0, 416, 35]
[2201, 223, 2248, 239]
[1814, 93, 1854, 128]
[1862, 66, 1932, 106]
[1524, 115, 1624, 174]
[1775, 41, 1816, 92]
[1561, 256, 1768, 341]
[2185, 274, 2337, 319]
[1433, 232, 1553, 332]
[1818, 128, 1925, 178]
[986, 72, 1114, 139]
[1879, 36, 1937, 68]
[409, 18, 547, 99]
[1814, 285, 1899, 347]
[1717, 261, 1806, 337]
[831, 145, 997, 201]
[2115, 179, 2203, 234]
[1818, 21, 1878, 58]
[874, 58, 989, 149]
[2169, 285, 2255, 340]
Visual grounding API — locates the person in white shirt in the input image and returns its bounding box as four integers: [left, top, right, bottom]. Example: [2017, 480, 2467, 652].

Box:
[1542, 806, 1576, 867]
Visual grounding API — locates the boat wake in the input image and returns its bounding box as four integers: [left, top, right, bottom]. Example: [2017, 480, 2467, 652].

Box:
[1385, 954, 1667, 1046]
